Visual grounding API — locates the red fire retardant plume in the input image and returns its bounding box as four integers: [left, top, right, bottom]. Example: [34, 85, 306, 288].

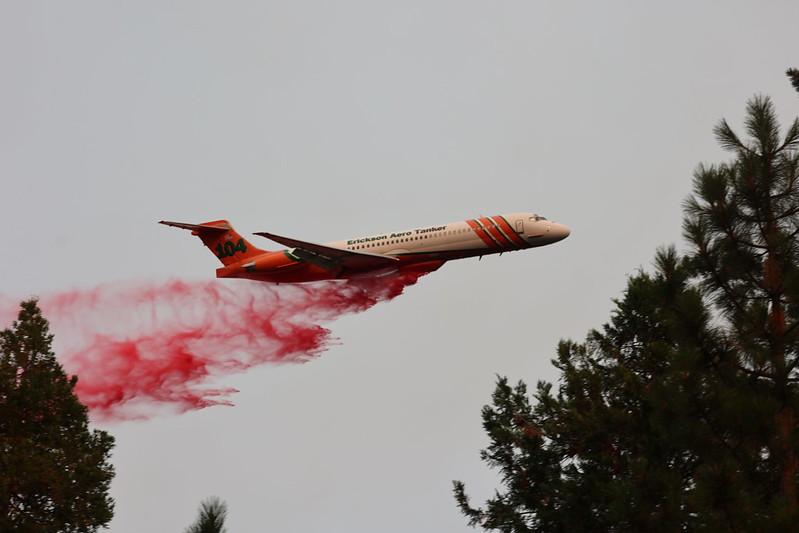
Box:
[0, 272, 426, 421]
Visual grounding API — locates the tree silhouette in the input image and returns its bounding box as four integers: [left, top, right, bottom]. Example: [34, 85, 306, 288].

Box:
[0, 299, 115, 532]
[185, 496, 228, 533]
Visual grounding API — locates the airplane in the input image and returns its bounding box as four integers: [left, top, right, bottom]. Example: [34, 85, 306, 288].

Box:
[159, 213, 570, 283]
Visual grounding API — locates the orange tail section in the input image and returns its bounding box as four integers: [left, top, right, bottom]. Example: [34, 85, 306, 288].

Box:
[159, 219, 268, 266]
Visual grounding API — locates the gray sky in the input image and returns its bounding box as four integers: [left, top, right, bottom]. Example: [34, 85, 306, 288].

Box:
[2, 1, 798, 531]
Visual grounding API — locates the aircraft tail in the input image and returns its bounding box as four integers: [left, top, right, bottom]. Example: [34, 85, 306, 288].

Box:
[159, 219, 268, 266]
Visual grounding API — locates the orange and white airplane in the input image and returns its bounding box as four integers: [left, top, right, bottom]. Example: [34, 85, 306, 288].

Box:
[160, 213, 570, 283]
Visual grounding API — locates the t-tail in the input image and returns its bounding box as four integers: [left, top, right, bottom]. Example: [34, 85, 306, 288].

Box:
[159, 219, 267, 266]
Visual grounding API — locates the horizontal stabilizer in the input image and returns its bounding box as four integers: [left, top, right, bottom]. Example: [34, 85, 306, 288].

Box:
[254, 232, 398, 271]
[159, 220, 230, 233]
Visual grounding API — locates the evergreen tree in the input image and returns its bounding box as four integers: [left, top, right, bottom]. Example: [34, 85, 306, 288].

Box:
[184, 496, 228, 533]
[454, 92, 799, 531]
[455, 251, 742, 532]
[0, 299, 115, 533]
[684, 93, 799, 518]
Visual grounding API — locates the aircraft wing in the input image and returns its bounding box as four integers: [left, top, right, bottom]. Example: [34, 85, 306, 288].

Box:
[254, 232, 399, 271]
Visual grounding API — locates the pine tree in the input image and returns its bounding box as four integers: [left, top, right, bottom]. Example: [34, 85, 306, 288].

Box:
[0, 299, 115, 533]
[455, 250, 743, 531]
[184, 496, 228, 533]
[454, 90, 799, 531]
[683, 93, 799, 519]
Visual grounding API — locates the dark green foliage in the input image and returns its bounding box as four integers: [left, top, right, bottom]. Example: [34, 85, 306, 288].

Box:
[788, 69, 799, 94]
[457, 252, 749, 532]
[684, 94, 799, 522]
[184, 496, 228, 533]
[0, 299, 115, 533]
[455, 94, 799, 531]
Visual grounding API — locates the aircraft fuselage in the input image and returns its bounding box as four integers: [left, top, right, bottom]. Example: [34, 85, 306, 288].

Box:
[211, 212, 570, 283]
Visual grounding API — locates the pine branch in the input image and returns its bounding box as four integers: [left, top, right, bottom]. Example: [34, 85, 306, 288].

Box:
[735, 364, 774, 381]
[714, 119, 750, 153]
[185, 497, 227, 533]
[775, 205, 799, 221]
[778, 118, 799, 152]
[453, 481, 485, 527]
[744, 95, 780, 154]
[788, 68, 799, 94]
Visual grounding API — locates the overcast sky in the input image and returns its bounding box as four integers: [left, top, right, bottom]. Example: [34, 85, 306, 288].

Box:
[2, 1, 798, 532]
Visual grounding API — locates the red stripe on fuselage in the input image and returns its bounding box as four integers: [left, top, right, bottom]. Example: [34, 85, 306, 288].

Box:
[466, 219, 499, 249]
[479, 217, 516, 250]
[492, 216, 528, 248]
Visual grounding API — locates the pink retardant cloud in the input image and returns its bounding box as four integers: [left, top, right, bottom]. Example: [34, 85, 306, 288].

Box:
[0, 271, 426, 421]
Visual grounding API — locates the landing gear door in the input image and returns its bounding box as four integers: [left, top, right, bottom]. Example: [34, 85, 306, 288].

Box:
[515, 219, 524, 234]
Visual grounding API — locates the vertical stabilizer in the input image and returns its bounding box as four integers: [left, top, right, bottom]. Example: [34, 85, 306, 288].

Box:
[159, 220, 267, 266]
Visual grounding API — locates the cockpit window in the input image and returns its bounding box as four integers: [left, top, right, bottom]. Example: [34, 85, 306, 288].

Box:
[531, 215, 548, 221]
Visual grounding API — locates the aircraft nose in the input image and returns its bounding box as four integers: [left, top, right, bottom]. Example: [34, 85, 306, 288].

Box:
[549, 223, 571, 242]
